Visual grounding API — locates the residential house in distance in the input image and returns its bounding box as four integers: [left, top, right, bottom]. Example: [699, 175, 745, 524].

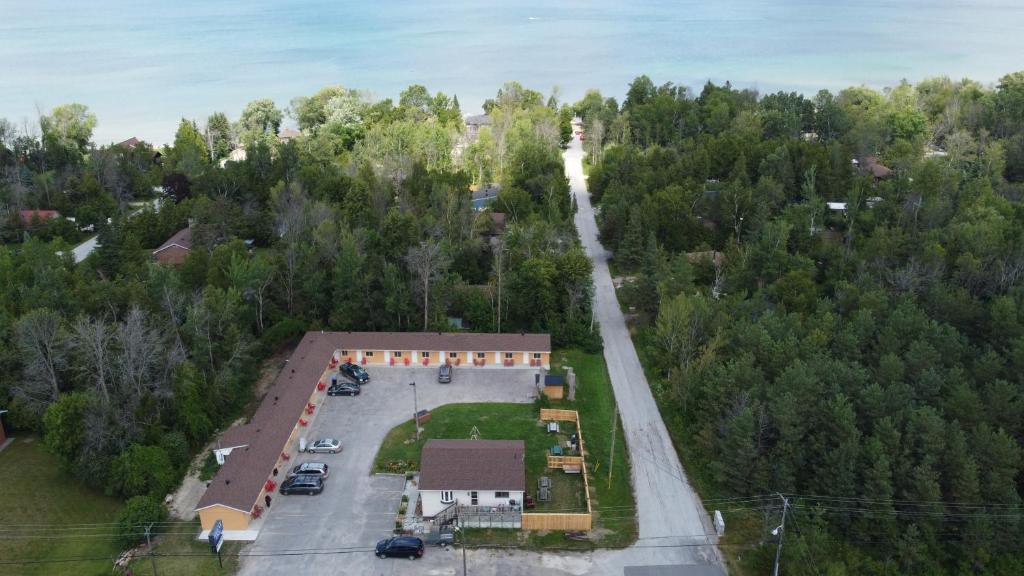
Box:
[418, 439, 526, 519]
[862, 156, 892, 180]
[472, 184, 501, 211]
[278, 128, 301, 144]
[153, 227, 192, 266]
[18, 210, 60, 227]
[464, 114, 492, 141]
[117, 137, 141, 149]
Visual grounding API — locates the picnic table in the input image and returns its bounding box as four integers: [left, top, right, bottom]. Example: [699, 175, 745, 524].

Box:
[550, 444, 563, 456]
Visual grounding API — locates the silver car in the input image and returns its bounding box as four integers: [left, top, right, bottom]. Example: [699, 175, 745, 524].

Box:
[306, 438, 342, 454]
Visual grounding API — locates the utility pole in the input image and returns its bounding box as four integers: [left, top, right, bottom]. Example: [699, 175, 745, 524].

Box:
[461, 525, 468, 576]
[772, 494, 789, 576]
[410, 381, 420, 441]
[145, 523, 158, 576]
[607, 404, 618, 490]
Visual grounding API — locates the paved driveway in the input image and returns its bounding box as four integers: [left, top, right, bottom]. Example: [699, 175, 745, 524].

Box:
[238, 366, 540, 576]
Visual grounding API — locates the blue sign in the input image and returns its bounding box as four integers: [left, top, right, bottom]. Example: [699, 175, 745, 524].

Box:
[209, 519, 224, 552]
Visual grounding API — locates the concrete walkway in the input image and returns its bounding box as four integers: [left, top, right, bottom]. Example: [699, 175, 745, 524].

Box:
[565, 137, 721, 566]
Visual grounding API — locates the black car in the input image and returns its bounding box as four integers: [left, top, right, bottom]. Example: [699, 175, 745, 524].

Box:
[375, 536, 424, 559]
[327, 382, 360, 396]
[438, 364, 452, 384]
[339, 362, 369, 384]
[279, 475, 324, 495]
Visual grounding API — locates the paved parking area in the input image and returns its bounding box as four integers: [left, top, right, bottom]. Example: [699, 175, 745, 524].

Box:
[238, 366, 540, 576]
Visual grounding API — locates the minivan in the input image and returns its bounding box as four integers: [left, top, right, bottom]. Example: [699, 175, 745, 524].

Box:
[279, 475, 324, 495]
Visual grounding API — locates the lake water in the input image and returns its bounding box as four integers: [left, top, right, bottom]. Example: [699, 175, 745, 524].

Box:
[2, 0, 1023, 144]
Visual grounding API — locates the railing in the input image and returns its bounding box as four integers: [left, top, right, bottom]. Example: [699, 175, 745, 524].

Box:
[539, 408, 578, 422]
[547, 455, 584, 468]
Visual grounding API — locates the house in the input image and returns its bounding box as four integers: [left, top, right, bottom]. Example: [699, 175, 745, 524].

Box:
[862, 156, 892, 180]
[488, 212, 506, 237]
[153, 227, 192, 266]
[18, 210, 60, 226]
[219, 147, 247, 168]
[464, 114, 492, 141]
[194, 331, 549, 533]
[278, 128, 301, 144]
[472, 184, 500, 211]
[827, 202, 848, 213]
[117, 137, 141, 149]
[418, 439, 525, 519]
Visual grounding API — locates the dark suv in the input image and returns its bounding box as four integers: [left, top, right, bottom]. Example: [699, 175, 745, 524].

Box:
[339, 362, 369, 384]
[375, 536, 424, 559]
[279, 475, 324, 495]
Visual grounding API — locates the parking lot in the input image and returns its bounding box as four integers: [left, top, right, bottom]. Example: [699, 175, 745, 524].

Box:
[238, 365, 540, 576]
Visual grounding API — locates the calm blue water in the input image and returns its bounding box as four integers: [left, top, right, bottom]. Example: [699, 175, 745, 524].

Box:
[2, 0, 1023, 144]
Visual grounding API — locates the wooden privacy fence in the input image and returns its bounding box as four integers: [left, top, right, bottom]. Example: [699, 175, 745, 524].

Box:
[521, 512, 592, 531]
[547, 455, 584, 468]
[531, 408, 594, 530]
[540, 408, 578, 422]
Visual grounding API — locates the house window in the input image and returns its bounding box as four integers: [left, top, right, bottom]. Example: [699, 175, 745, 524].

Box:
[533, 353, 542, 359]
[365, 351, 374, 357]
[449, 352, 458, 358]
[340, 350, 349, 356]
[476, 352, 485, 359]
[393, 351, 402, 358]
[440, 491, 454, 504]
[470, 491, 479, 505]
[504, 352, 513, 359]
[421, 352, 430, 358]
[495, 491, 509, 499]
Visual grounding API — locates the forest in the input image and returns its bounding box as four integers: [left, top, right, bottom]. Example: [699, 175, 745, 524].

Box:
[582, 73, 1024, 574]
[0, 82, 593, 544]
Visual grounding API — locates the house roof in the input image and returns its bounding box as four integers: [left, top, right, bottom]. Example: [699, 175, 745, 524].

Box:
[153, 227, 192, 254]
[117, 137, 141, 148]
[827, 202, 848, 211]
[197, 331, 340, 513]
[544, 374, 565, 386]
[332, 331, 549, 353]
[465, 114, 492, 127]
[278, 128, 301, 142]
[419, 439, 526, 492]
[863, 156, 892, 179]
[18, 210, 60, 225]
[472, 183, 501, 201]
[489, 212, 506, 235]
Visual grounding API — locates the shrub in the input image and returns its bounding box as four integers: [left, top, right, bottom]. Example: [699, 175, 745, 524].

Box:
[159, 431, 191, 471]
[258, 317, 307, 354]
[110, 444, 177, 498]
[198, 451, 219, 482]
[116, 495, 168, 549]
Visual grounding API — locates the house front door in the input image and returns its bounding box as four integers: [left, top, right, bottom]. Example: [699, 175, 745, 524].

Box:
[470, 491, 478, 505]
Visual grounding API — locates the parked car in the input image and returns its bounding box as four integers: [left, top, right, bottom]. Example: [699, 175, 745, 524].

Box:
[279, 475, 324, 495]
[287, 462, 329, 479]
[306, 438, 342, 454]
[339, 362, 369, 384]
[437, 364, 452, 384]
[327, 382, 360, 396]
[375, 536, 424, 559]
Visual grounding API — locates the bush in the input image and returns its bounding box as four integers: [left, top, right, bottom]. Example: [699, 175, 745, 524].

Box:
[198, 451, 219, 482]
[258, 317, 307, 355]
[110, 444, 177, 498]
[159, 431, 191, 471]
[117, 495, 168, 549]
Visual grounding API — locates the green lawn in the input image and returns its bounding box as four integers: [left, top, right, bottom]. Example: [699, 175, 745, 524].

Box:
[0, 437, 123, 576]
[127, 532, 242, 576]
[373, 349, 638, 549]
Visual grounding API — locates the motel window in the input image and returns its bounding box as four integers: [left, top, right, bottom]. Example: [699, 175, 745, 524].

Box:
[505, 352, 513, 359]
[422, 351, 430, 358]
[365, 351, 374, 357]
[449, 352, 458, 358]
[393, 351, 402, 358]
[476, 352, 486, 359]
[533, 353, 542, 359]
[440, 491, 454, 504]
[495, 491, 510, 499]
[340, 350, 349, 356]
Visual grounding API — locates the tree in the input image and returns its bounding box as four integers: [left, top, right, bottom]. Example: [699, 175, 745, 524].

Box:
[110, 444, 177, 498]
[655, 293, 714, 383]
[116, 495, 168, 549]
[239, 98, 284, 143]
[205, 112, 233, 161]
[40, 103, 96, 169]
[14, 308, 67, 412]
[168, 119, 209, 179]
[618, 208, 645, 269]
[405, 239, 450, 331]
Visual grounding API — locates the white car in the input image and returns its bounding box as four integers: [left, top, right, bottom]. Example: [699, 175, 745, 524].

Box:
[306, 438, 342, 454]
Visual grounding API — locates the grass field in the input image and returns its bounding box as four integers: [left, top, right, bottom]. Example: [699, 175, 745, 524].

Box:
[126, 533, 243, 576]
[0, 437, 123, 576]
[373, 349, 638, 549]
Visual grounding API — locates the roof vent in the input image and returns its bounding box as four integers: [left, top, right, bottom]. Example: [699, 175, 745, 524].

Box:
[225, 479, 231, 485]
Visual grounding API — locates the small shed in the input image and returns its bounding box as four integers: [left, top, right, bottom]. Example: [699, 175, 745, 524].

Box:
[543, 374, 565, 400]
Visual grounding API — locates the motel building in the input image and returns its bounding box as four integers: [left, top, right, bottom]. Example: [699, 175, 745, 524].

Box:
[194, 331, 550, 536]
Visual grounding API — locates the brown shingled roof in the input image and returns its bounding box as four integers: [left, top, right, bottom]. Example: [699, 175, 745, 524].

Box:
[196, 332, 338, 513]
[334, 331, 549, 352]
[419, 439, 526, 492]
[153, 227, 192, 254]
